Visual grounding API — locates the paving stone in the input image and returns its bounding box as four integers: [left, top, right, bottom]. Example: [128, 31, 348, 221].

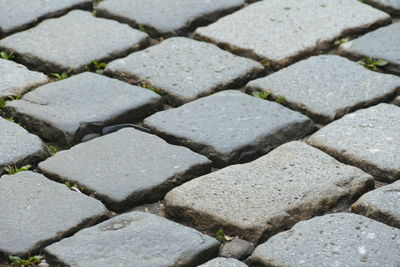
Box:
[219, 237, 255, 260]
[38, 128, 211, 211]
[364, 0, 400, 16]
[199, 258, 247, 267]
[0, 171, 107, 257]
[247, 55, 400, 124]
[44, 211, 219, 267]
[0, 10, 148, 73]
[0, 0, 91, 36]
[247, 213, 400, 267]
[339, 23, 400, 75]
[105, 37, 263, 106]
[6, 72, 162, 145]
[0, 117, 47, 174]
[352, 180, 400, 228]
[96, 0, 244, 37]
[194, 0, 390, 69]
[144, 91, 314, 166]
[307, 103, 400, 182]
[164, 141, 373, 243]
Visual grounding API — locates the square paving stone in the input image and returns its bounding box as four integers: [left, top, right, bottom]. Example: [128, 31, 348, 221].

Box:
[0, 59, 49, 98]
[144, 90, 315, 167]
[0, 171, 108, 257]
[339, 23, 400, 75]
[44, 211, 220, 267]
[164, 141, 373, 243]
[105, 37, 263, 106]
[0, 117, 47, 175]
[96, 0, 245, 37]
[6, 72, 163, 145]
[199, 258, 247, 267]
[0, 10, 148, 73]
[247, 213, 400, 267]
[38, 128, 212, 212]
[364, 0, 400, 16]
[246, 55, 400, 124]
[307, 103, 400, 182]
[194, 0, 390, 69]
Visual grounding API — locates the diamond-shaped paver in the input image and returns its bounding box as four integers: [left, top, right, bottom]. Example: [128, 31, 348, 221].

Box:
[246, 55, 400, 123]
[307, 104, 400, 182]
[0, 171, 107, 257]
[144, 90, 315, 167]
[247, 213, 400, 267]
[44, 211, 219, 267]
[194, 0, 390, 69]
[199, 258, 248, 267]
[364, 0, 400, 16]
[165, 141, 373, 243]
[39, 128, 211, 211]
[6, 72, 162, 145]
[0, 10, 148, 73]
[105, 37, 263, 106]
[0, 58, 49, 98]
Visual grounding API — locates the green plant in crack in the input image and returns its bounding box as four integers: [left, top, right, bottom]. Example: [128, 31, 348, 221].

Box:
[0, 51, 15, 60]
[9, 255, 42, 267]
[252, 91, 271, 100]
[65, 181, 85, 192]
[216, 229, 225, 242]
[138, 24, 147, 33]
[51, 72, 69, 80]
[334, 37, 349, 46]
[4, 165, 31, 175]
[91, 60, 108, 74]
[275, 95, 286, 104]
[47, 145, 61, 155]
[140, 83, 161, 94]
[358, 57, 388, 71]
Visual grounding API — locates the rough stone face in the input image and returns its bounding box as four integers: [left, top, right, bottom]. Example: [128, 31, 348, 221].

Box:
[39, 128, 211, 211]
[364, 0, 400, 16]
[307, 104, 400, 182]
[220, 237, 255, 260]
[44, 211, 220, 267]
[194, 0, 390, 69]
[0, 171, 107, 257]
[6, 72, 162, 145]
[105, 37, 263, 106]
[165, 141, 373, 243]
[96, 0, 245, 37]
[246, 55, 400, 124]
[339, 23, 400, 75]
[199, 258, 247, 267]
[247, 213, 400, 267]
[352, 180, 400, 228]
[0, 59, 49, 98]
[0, 10, 148, 73]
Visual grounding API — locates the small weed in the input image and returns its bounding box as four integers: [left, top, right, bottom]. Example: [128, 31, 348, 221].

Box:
[334, 37, 349, 46]
[252, 91, 271, 100]
[275, 95, 286, 104]
[92, 60, 107, 74]
[0, 51, 15, 60]
[47, 145, 60, 155]
[65, 181, 85, 192]
[7, 95, 22, 101]
[51, 72, 68, 80]
[0, 98, 6, 109]
[0, 95, 22, 109]
[140, 83, 161, 94]
[138, 24, 147, 33]
[216, 229, 225, 242]
[4, 165, 31, 175]
[9, 255, 42, 267]
[358, 57, 388, 71]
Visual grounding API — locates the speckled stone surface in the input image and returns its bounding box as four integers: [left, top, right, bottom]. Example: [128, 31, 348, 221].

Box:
[199, 257, 247, 267]
[364, 0, 400, 15]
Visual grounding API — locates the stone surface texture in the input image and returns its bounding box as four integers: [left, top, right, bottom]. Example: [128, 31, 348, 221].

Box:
[219, 237, 255, 260]
[364, 0, 400, 15]
[199, 258, 247, 267]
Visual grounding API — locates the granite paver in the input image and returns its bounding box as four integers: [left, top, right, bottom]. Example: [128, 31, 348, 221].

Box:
[199, 258, 247, 267]
[364, 0, 400, 16]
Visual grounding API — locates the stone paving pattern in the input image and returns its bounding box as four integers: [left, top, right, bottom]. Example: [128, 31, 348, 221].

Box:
[1, 0, 400, 266]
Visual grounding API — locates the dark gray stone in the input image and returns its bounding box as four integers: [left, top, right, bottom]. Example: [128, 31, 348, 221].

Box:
[165, 141, 373, 243]
[38, 128, 211, 211]
[220, 237, 255, 260]
[199, 258, 247, 267]
[364, 0, 400, 16]
[0, 10, 148, 73]
[247, 213, 400, 267]
[144, 90, 315, 167]
[105, 37, 263, 106]
[45, 211, 220, 267]
[0, 171, 107, 257]
[307, 104, 400, 182]
[246, 55, 400, 124]
[6, 72, 162, 145]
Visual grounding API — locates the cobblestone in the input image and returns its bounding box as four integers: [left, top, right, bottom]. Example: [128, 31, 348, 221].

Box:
[199, 258, 247, 267]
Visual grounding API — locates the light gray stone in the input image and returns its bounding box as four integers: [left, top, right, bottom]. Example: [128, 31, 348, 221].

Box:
[194, 0, 390, 69]
[247, 213, 400, 267]
[165, 141, 373, 243]
[0, 10, 148, 73]
[144, 90, 315, 167]
[364, 0, 400, 16]
[199, 258, 247, 267]
[39, 128, 211, 211]
[6, 72, 162, 145]
[220, 237, 255, 260]
[352, 180, 400, 228]
[96, 0, 245, 37]
[0, 59, 49, 98]
[105, 37, 263, 106]
[246, 55, 400, 124]
[45, 211, 220, 267]
[307, 104, 400, 182]
[0, 171, 107, 257]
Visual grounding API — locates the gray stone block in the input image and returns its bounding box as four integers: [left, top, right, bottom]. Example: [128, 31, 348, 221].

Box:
[0, 171, 107, 257]
[307, 104, 400, 182]
[247, 213, 400, 267]
[194, 0, 390, 69]
[220, 237, 255, 260]
[199, 258, 247, 267]
[44, 211, 220, 267]
[0, 10, 148, 73]
[6, 72, 162, 145]
[144, 90, 315, 167]
[165, 141, 373, 243]
[364, 0, 400, 16]
[246, 55, 400, 123]
[38, 128, 211, 211]
[105, 37, 263, 106]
